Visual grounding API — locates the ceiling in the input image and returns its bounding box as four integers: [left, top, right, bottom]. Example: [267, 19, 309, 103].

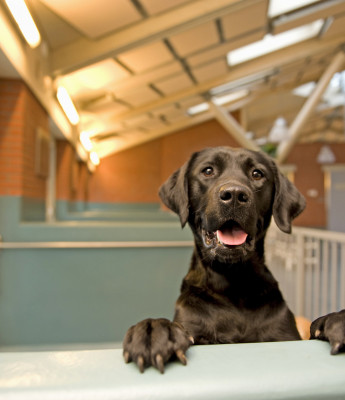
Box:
[2, 0, 345, 158]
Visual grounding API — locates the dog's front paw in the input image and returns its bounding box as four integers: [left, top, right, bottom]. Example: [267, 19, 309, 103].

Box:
[310, 310, 345, 354]
[123, 318, 193, 373]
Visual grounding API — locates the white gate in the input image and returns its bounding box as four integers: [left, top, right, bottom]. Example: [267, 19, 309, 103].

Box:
[266, 225, 345, 320]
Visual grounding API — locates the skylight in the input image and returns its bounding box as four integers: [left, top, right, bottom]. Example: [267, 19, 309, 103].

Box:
[187, 89, 249, 116]
[227, 19, 324, 66]
[268, 0, 321, 18]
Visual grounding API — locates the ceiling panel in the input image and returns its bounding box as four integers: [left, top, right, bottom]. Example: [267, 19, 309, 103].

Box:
[107, 61, 183, 94]
[165, 109, 189, 123]
[40, 0, 142, 39]
[116, 85, 162, 107]
[168, 21, 220, 57]
[151, 104, 177, 117]
[192, 59, 229, 83]
[123, 114, 152, 128]
[154, 72, 194, 95]
[139, 118, 168, 131]
[117, 41, 174, 73]
[59, 58, 131, 100]
[85, 99, 129, 117]
[178, 95, 206, 108]
[140, 0, 191, 15]
[222, 0, 268, 40]
[29, 0, 81, 49]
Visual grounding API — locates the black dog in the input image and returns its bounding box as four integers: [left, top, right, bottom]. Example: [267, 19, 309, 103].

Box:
[123, 146, 345, 373]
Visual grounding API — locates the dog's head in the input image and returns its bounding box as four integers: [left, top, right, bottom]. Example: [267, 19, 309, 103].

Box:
[159, 146, 305, 264]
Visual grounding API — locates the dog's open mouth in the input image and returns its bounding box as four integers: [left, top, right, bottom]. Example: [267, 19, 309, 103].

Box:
[203, 221, 249, 248]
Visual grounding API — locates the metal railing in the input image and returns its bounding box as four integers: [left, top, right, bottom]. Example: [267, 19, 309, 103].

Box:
[0, 240, 194, 249]
[266, 225, 345, 320]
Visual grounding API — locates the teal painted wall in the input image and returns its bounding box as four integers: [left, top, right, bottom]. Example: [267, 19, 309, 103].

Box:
[0, 196, 194, 348]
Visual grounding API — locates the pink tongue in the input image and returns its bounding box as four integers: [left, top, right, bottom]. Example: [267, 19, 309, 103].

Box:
[216, 227, 248, 246]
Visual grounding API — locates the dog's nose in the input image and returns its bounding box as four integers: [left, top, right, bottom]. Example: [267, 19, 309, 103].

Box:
[219, 185, 250, 204]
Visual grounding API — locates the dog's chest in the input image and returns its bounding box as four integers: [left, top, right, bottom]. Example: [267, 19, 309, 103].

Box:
[196, 304, 271, 344]
[178, 292, 274, 344]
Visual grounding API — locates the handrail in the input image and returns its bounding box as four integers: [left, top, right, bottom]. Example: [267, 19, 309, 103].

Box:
[0, 240, 194, 249]
[292, 226, 345, 243]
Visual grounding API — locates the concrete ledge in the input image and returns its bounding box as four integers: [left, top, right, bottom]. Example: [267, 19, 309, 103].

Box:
[0, 341, 344, 400]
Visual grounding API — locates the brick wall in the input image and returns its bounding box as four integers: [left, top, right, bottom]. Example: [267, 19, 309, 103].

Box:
[0, 79, 48, 199]
[88, 119, 240, 203]
[286, 142, 345, 228]
[56, 140, 90, 203]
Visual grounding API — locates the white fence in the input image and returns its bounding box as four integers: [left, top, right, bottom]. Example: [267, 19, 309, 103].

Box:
[266, 224, 345, 320]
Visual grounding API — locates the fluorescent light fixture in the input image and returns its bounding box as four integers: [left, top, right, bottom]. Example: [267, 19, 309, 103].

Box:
[80, 132, 93, 151]
[227, 20, 324, 66]
[210, 70, 277, 96]
[90, 151, 100, 166]
[212, 89, 249, 106]
[5, 0, 41, 48]
[268, 0, 321, 18]
[56, 86, 80, 125]
[187, 102, 209, 116]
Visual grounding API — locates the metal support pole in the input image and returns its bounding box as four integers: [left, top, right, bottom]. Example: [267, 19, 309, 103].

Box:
[208, 101, 260, 151]
[276, 50, 345, 164]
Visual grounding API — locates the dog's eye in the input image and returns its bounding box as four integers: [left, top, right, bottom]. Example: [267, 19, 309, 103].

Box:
[202, 167, 214, 177]
[252, 169, 264, 180]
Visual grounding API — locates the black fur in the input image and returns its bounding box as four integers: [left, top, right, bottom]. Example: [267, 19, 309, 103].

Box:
[123, 146, 345, 373]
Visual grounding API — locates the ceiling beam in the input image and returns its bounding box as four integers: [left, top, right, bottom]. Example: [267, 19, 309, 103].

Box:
[50, 0, 257, 76]
[276, 50, 345, 164]
[106, 34, 345, 125]
[94, 112, 214, 158]
[208, 101, 260, 151]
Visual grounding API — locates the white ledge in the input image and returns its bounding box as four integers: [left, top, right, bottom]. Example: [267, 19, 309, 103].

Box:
[0, 341, 344, 400]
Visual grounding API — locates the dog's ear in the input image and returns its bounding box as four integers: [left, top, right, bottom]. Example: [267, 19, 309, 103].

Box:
[159, 161, 189, 227]
[272, 163, 306, 234]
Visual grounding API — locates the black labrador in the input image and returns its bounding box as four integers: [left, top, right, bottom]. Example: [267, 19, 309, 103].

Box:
[123, 146, 345, 373]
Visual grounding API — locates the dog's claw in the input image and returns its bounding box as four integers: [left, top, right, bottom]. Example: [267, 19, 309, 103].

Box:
[155, 354, 165, 374]
[330, 342, 342, 355]
[123, 350, 131, 363]
[176, 349, 187, 365]
[137, 356, 145, 373]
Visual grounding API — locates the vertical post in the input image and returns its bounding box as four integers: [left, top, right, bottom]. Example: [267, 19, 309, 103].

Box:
[295, 231, 305, 316]
[341, 243, 345, 310]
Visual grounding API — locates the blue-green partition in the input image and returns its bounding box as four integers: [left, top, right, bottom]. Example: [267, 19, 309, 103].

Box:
[0, 196, 194, 348]
[0, 341, 344, 400]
